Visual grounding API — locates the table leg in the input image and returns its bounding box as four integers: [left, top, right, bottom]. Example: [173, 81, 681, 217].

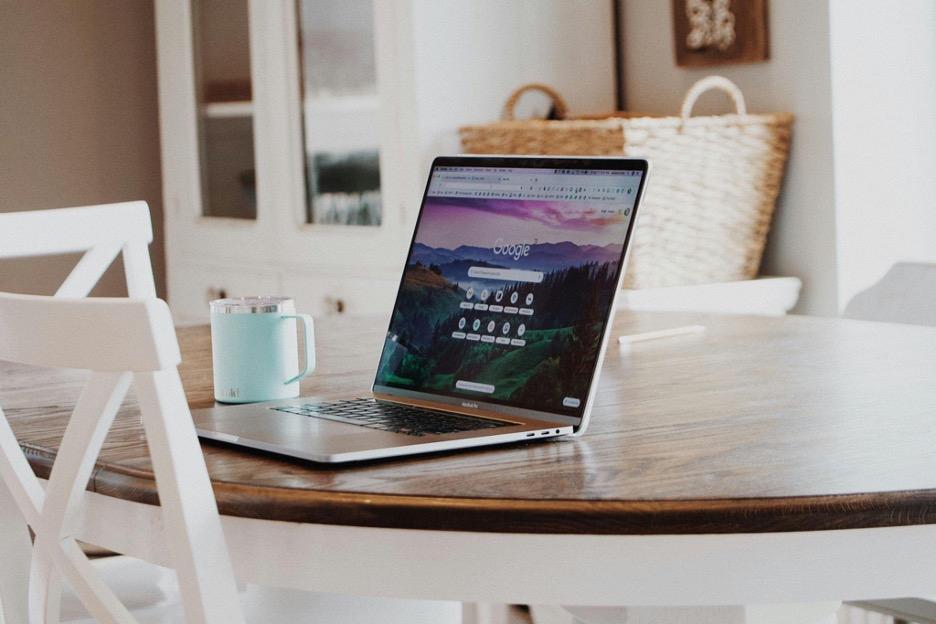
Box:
[0, 478, 30, 624]
[463, 603, 494, 624]
[464, 603, 535, 624]
[532, 602, 841, 624]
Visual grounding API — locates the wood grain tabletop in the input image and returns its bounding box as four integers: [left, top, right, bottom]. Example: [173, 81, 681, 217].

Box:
[4, 311, 936, 535]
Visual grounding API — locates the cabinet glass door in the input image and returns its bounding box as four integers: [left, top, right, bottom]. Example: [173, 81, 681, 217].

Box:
[194, 0, 256, 220]
[297, 0, 381, 226]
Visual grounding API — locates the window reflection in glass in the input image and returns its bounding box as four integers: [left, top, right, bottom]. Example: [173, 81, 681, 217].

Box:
[194, 0, 256, 220]
[298, 0, 381, 226]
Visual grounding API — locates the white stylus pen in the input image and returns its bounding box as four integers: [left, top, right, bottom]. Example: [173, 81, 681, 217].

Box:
[618, 325, 706, 344]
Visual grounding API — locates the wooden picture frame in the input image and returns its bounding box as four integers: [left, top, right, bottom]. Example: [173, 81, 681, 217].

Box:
[673, 0, 769, 67]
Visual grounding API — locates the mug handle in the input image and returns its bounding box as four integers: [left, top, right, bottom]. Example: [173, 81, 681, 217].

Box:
[282, 314, 316, 385]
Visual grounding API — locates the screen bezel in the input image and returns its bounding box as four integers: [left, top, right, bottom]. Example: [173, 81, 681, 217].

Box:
[371, 154, 650, 431]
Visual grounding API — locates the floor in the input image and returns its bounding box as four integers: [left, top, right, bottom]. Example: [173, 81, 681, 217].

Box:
[478, 603, 895, 624]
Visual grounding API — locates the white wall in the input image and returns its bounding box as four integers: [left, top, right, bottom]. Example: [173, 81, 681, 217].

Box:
[621, 0, 936, 316]
[408, 0, 617, 182]
[830, 0, 936, 311]
[0, 1, 164, 297]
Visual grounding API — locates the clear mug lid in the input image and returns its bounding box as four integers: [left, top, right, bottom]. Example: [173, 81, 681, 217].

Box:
[209, 296, 295, 314]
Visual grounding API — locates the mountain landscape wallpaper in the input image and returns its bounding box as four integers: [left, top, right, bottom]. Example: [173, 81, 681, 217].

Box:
[375, 195, 633, 416]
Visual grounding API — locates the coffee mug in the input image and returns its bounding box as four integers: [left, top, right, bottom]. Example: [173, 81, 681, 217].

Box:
[209, 296, 315, 403]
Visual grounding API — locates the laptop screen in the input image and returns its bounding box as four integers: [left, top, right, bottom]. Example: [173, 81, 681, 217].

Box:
[373, 156, 648, 423]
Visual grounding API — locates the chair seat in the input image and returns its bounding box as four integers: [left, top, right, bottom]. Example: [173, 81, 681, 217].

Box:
[847, 598, 936, 624]
[843, 262, 936, 327]
[60, 557, 184, 624]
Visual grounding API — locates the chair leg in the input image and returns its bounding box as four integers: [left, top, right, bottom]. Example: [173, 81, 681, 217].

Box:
[0, 479, 31, 624]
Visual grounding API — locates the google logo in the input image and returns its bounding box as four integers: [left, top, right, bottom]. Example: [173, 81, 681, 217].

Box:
[492, 238, 531, 261]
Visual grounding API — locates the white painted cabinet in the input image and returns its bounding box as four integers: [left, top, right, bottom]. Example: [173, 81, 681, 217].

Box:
[155, 0, 616, 324]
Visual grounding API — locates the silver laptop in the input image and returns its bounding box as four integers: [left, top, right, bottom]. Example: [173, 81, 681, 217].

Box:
[193, 155, 650, 463]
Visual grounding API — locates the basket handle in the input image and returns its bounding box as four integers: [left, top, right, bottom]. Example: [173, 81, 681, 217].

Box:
[502, 83, 570, 121]
[680, 76, 747, 122]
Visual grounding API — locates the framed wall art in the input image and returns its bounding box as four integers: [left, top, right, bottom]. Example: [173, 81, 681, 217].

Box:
[672, 0, 769, 67]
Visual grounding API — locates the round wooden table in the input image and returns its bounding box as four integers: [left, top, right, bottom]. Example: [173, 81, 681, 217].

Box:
[6, 311, 936, 621]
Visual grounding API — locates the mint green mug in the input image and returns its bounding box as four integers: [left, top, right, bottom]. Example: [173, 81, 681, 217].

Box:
[210, 297, 315, 403]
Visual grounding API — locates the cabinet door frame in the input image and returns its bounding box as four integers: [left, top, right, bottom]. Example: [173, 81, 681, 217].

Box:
[155, 0, 416, 322]
[253, 0, 416, 277]
[155, 0, 276, 263]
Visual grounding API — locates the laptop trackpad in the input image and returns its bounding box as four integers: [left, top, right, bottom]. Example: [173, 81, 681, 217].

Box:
[203, 409, 370, 447]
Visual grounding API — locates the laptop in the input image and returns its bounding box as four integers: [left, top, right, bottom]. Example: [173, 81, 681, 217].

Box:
[193, 155, 650, 463]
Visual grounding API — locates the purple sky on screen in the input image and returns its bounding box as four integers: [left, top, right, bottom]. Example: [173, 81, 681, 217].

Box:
[415, 197, 632, 249]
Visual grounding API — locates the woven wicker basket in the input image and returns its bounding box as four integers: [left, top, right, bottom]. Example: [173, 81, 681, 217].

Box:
[460, 77, 794, 289]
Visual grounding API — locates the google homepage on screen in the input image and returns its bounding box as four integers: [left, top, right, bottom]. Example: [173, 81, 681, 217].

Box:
[375, 164, 643, 418]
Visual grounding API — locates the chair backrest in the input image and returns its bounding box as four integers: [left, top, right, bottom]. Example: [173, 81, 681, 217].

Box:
[843, 262, 936, 327]
[0, 294, 244, 623]
[0, 202, 157, 299]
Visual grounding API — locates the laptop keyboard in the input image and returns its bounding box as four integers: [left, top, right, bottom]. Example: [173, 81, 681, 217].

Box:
[271, 398, 512, 437]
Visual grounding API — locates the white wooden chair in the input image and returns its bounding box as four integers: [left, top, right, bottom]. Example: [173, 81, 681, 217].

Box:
[0, 201, 157, 299]
[0, 202, 243, 622]
[0, 202, 458, 624]
[843, 262, 936, 328]
[0, 293, 245, 624]
[0, 202, 158, 530]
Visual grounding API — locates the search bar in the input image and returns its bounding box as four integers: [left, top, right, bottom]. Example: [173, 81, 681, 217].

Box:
[468, 266, 544, 283]
[440, 183, 523, 191]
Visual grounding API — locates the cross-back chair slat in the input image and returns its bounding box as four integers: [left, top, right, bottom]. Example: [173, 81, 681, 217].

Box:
[0, 202, 157, 299]
[28, 371, 133, 623]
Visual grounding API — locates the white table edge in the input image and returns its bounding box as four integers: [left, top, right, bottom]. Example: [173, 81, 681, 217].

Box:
[71, 488, 936, 608]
